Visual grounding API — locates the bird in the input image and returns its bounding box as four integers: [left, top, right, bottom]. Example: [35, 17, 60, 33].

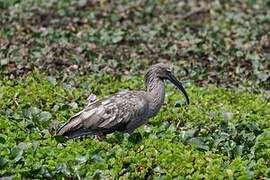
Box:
[56, 63, 189, 139]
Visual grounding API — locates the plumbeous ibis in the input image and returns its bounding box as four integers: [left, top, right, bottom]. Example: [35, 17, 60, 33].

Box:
[56, 63, 189, 139]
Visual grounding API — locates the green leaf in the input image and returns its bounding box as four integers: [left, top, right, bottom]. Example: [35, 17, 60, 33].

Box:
[91, 154, 104, 163]
[0, 135, 6, 144]
[23, 107, 40, 119]
[10, 147, 23, 162]
[188, 137, 210, 151]
[54, 135, 67, 143]
[47, 76, 57, 85]
[56, 163, 71, 176]
[179, 129, 197, 142]
[39, 111, 52, 121]
[128, 132, 142, 144]
[0, 158, 8, 168]
[76, 155, 89, 164]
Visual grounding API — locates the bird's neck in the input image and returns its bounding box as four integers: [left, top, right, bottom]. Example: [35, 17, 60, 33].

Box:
[146, 78, 165, 118]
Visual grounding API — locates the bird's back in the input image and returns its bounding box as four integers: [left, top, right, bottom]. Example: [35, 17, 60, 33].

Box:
[56, 90, 149, 139]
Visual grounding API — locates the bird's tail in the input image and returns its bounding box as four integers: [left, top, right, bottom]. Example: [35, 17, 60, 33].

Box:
[55, 113, 93, 139]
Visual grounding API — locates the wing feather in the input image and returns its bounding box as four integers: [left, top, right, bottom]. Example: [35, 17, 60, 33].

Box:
[56, 91, 149, 138]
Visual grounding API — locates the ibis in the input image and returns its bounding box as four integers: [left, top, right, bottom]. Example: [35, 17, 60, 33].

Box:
[56, 63, 189, 139]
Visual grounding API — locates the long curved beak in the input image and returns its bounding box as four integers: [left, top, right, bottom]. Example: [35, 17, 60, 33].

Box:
[167, 72, 189, 105]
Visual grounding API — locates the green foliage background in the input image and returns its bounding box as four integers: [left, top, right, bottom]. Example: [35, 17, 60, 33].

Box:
[0, 0, 270, 179]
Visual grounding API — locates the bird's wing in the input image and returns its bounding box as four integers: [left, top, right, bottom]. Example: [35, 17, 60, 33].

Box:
[56, 91, 149, 139]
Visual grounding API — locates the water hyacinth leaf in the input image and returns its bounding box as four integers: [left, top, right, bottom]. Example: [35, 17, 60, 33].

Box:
[113, 131, 125, 142]
[159, 121, 170, 131]
[5, 109, 14, 117]
[76, 155, 89, 164]
[142, 125, 152, 133]
[246, 122, 260, 132]
[47, 76, 57, 85]
[56, 164, 71, 176]
[53, 104, 60, 112]
[92, 170, 105, 179]
[23, 107, 40, 119]
[60, 104, 71, 111]
[153, 166, 165, 174]
[0, 58, 9, 66]
[175, 100, 186, 107]
[265, 168, 270, 177]
[254, 130, 270, 159]
[128, 132, 142, 144]
[179, 129, 197, 142]
[54, 135, 67, 143]
[18, 142, 30, 150]
[233, 145, 244, 157]
[39, 112, 52, 122]
[112, 30, 124, 43]
[0, 158, 8, 168]
[106, 132, 124, 144]
[91, 154, 104, 163]
[31, 141, 40, 153]
[168, 124, 176, 132]
[188, 137, 210, 151]
[0, 135, 6, 144]
[214, 132, 230, 145]
[37, 111, 52, 128]
[69, 102, 78, 109]
[42, 169, 53, 179]
[10, 147, 24, 162]
[222, 111, 234, 121]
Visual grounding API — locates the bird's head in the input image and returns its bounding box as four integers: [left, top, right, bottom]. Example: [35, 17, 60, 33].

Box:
[145, 63, 189, 105]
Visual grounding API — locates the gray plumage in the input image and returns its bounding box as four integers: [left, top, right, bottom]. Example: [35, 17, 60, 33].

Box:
[56, 63, 189, 139]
